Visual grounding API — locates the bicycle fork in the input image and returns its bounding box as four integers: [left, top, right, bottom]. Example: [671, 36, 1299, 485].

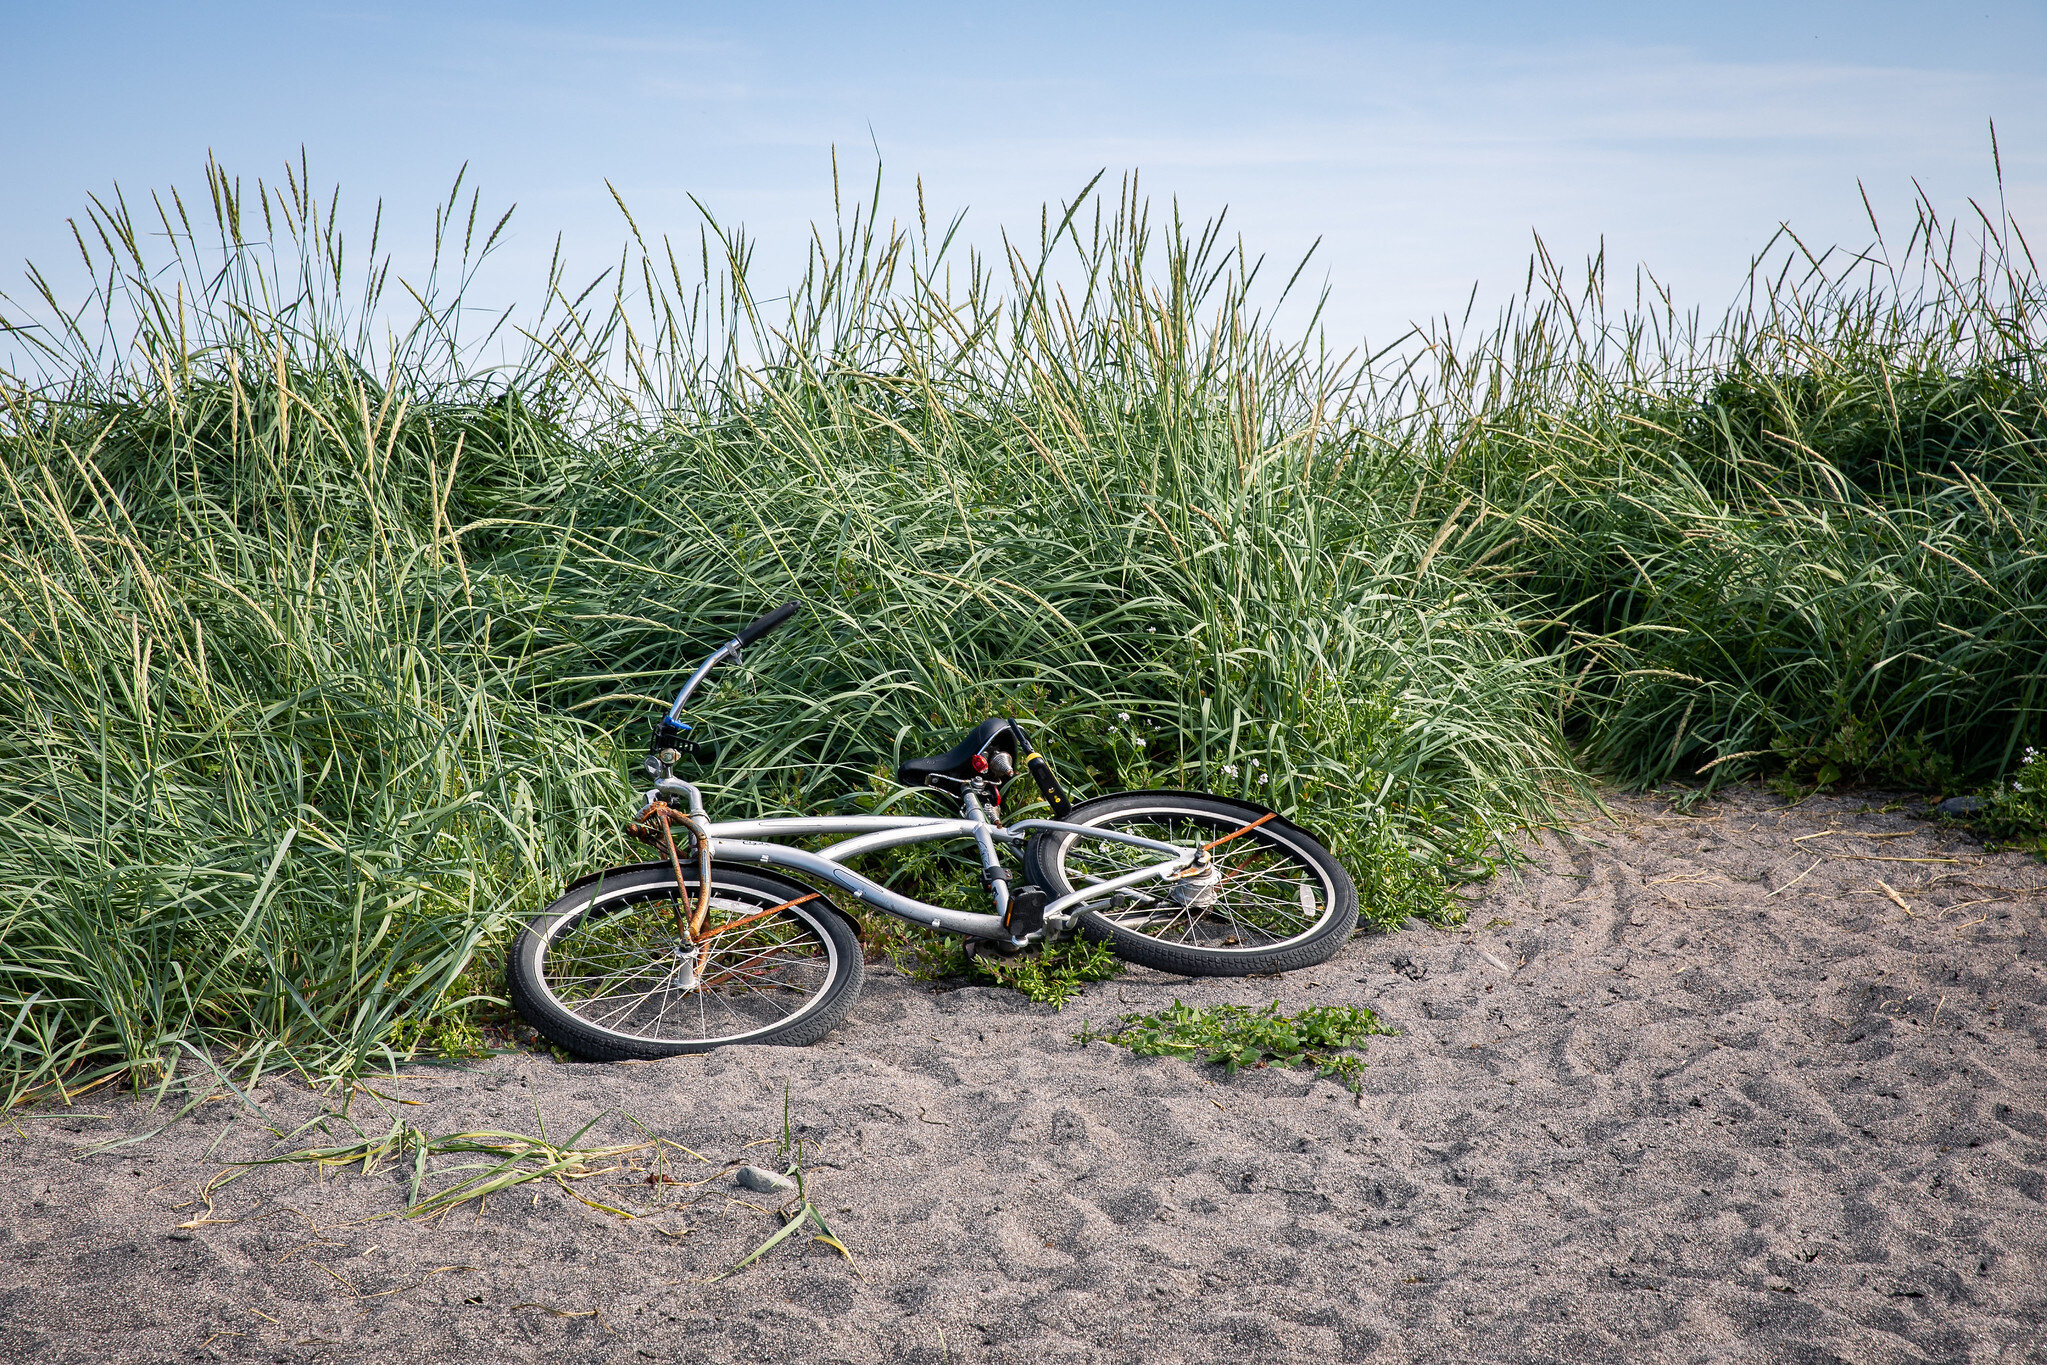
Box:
[628, 779, 718, 987]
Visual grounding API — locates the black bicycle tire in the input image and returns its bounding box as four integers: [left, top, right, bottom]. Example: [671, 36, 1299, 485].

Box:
[507, 864, 863, 1061]
[1022, 790, 1357, 977]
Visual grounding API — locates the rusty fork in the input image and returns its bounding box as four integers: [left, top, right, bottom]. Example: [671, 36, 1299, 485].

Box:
[627, 803, 711, 942]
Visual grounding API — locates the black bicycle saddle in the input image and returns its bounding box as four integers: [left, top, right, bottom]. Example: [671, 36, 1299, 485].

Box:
[896, 718, 1021, 788]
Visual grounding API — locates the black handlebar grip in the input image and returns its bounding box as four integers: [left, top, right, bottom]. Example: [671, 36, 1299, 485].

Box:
[1025, 754, 1073, 820]
[734, 600, 802, 647]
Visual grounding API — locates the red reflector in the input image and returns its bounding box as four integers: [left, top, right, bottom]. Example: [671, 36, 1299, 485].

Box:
[970, 754, 990, 773]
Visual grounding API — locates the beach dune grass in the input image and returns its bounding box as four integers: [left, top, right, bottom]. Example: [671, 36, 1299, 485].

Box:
[1, 157, 2039, 1098]
[1412, 215, 2047, 791]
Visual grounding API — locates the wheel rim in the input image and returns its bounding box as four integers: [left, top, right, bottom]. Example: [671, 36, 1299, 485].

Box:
[1056, 809, 1339, 952]
[537, 881, 841, 1045]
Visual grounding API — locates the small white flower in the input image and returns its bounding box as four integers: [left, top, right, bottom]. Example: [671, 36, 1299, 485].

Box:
[1222, 764, 1239, 776]
[1146, 627, 1155, 633]
[1117, 713, 1129, 722]
[1133, 737, 1145, 746]
[1258, 773, 1269, 784]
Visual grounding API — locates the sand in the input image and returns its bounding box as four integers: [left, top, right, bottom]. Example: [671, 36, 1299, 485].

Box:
[3, 786, 2043, 1364]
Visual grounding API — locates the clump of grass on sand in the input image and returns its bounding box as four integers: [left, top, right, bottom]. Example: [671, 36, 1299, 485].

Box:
[871, 922, 1125, 1007]
[231, 1097, 693, 1221]
[721, 1088, 857, 1279]
[1076, 999, 1394, 1093]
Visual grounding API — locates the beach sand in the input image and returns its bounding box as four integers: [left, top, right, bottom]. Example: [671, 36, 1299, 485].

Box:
[3, 786, 2043, 1364]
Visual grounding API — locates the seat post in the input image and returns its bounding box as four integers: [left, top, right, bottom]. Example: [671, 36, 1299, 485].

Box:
[959, 788, 1011, 922]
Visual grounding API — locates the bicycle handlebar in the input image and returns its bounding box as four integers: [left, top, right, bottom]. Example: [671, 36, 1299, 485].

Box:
[661, 600, 805, 725]
[735, 600, 801, 647]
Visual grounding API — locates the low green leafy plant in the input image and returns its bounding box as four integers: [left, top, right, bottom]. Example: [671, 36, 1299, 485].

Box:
[1074, 999, 1394, 1093]
[1966, 745, 2047, 854]
[949, 936, 1125, 1008]
[1765, 716, 1962, 801]
[876, 921, 1124, 1007]
[383, 1012, 491, 1059]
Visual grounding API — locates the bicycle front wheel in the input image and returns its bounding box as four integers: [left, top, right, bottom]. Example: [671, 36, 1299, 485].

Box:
[1022, 791, 1357, 976]
[507, 865, 863, 1060]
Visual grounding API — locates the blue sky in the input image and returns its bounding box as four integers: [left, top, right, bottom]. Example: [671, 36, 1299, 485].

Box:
[2, 1, 2043, 350]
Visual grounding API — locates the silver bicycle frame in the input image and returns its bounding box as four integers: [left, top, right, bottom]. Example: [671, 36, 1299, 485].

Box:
[643, 630, 1200, 946]
[661, 790, 1197, 947]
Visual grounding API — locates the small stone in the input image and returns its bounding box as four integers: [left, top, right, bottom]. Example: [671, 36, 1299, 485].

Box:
[734, 1165, 797, 1193]
[1935, 795, 1982, 817]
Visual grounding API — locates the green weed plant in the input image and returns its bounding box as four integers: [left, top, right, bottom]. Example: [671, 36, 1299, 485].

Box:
[1076, 998, 1394, 1093]
[887, 928, 1125, 1008]
[1969, 745, 2047, 853]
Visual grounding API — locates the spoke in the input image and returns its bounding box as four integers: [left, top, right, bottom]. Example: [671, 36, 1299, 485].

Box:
[598, 981, 692, 1033]
[1214, 892, 1254, 946]
[544, 890, 833, 1041]
[705, 939, 823, 979]
[575, 961, 690, 1027]
[560, 957, 688, 1015]
[1066, 815, 1331, 950]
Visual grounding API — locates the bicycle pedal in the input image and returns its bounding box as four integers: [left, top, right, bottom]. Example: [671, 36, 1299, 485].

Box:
[1003, 884, 1047, 938]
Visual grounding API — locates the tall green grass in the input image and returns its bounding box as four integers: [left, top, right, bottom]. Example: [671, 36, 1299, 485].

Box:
[0, 160, 1570, 1098]
[2, 155, 2039, 1098]
[0, 167, 626, 1097]
[1404, 201, 2046, 790]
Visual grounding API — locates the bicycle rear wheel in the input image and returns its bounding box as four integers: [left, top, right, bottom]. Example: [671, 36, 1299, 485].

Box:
[507, 865, 863, 1060]
[1022, 791, 1356, 976]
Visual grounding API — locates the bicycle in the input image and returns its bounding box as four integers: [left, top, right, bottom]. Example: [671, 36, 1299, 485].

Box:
[507, 602, 1360, 1060]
